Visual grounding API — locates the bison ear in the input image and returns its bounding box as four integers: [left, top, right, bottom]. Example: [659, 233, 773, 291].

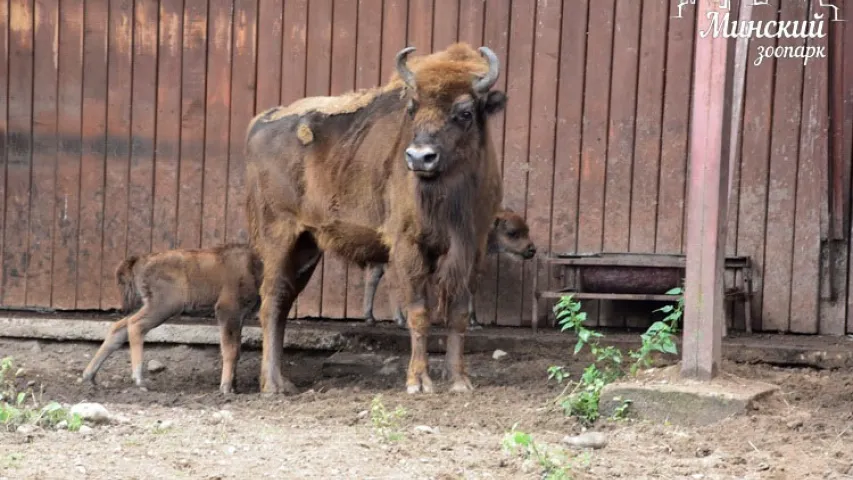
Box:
[482, 91, 507, 116]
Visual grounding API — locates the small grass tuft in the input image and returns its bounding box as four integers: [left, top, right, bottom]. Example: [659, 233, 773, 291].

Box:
[0, 357, 82, 432]
[369, 394, 407, 442]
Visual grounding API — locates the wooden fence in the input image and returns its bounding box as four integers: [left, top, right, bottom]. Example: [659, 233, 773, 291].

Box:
[1, 0, 851, 333]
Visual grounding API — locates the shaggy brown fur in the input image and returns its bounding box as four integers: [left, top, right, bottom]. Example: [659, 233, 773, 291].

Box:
[244, 43, 507, 395]
[363, 208, 536, 328]
[81, 244, 263, 394]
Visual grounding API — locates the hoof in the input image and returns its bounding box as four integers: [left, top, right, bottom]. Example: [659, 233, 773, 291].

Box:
[468, 322, 484, 331]
[449, 376, 474, 393]
[395, 319, 408, 330]
[364, 316, 376, 326]
[220, 384, 235, 395]
[406, 374, 435, 394]
[80, 372, 97, 386]
[260, 377, 299, 395]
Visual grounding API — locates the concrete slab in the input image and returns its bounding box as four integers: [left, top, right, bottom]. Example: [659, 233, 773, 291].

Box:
[599, 365, 780, 427]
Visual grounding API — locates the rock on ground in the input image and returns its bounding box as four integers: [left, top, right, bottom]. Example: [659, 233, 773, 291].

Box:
[70, 402, 111, 424]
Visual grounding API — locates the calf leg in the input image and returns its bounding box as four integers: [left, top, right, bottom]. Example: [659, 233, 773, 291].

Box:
[257, 231, 321, 394]
[363, 264, 385, 325]
[82, 316, 132, 384]
[127, 300, 183, 388]
[216, 296, 244, 394]
[446, 291, 474, 393]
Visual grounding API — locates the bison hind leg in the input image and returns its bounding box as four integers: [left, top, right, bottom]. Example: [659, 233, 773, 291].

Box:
[256, 230, 322, 395]
[127, 296, 183, 390]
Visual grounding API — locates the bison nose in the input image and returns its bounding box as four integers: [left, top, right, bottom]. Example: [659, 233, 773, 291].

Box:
[405, 146, 439, 172]
[525, 245, 537, 258]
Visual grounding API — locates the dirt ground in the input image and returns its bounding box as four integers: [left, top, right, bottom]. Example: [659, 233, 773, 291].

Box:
[1, 330, 852, 480]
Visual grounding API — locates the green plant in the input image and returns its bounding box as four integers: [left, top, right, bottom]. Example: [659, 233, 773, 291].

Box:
[550, 295, 623, 425]
[502, 423, 574, 480]
[629, 287, 683, 375]
[369, 395, 407, 442]
[0, 357, 82, 432]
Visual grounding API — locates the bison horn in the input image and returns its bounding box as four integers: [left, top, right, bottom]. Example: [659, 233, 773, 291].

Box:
[395, 46, 417, 91]
[473, 46, 500, 94]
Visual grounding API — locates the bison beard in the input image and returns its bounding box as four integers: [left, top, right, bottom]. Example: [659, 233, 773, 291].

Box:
[244, 43, 506, 395]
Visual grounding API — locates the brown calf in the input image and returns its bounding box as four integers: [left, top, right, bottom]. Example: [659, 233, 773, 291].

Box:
[363, 208, 536, 328]
[81, 244, 263, 394]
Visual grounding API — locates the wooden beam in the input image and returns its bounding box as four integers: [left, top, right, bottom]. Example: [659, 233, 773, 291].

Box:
[681, 1, 732, 381]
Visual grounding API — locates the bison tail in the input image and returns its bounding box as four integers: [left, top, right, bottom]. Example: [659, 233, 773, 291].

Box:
[115, 256, 143, 313]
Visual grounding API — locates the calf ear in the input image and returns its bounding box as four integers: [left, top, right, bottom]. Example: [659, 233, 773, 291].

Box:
[482, 91, 507, 116]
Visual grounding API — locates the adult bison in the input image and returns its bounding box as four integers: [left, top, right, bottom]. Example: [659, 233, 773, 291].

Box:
[244, 43, 506, 395]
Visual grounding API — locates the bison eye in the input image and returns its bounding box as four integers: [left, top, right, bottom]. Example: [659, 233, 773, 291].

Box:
[507, 230, 519, 239]
[456, 110, 473, 123]
[407, 100, 418, 118]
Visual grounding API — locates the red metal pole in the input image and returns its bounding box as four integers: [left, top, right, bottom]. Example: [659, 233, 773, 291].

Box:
[681, 1, 732, 380]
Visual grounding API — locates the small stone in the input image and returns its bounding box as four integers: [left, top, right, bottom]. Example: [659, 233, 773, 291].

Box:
[756, 463, 770, 471]
[377, 364, 399, 376]
[75, 466, 86, 475]
[562, 431, 607, 450]
[413, 425, 438, 434]
[492, 349, 508, 360]
[691, 474, 704, 479]
[56, 420, 68, 430]
[147, 359, 166, 373]
[212, 410, 233, 423]
[156, 420, 173, 430]
[357, 410, 369, 419]
[70, 402, 111, 424]
[383, 356, 400, 365]
[225, 445, 236, 455]
[26, 380, 36, 387]
[787, 419, 804, 429]
[78, 425, 94, 435]
[16, 424, 36, 435]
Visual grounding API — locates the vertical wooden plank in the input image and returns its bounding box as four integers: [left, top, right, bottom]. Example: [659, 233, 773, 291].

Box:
[736, 2, 777, 331]
[407, 0, 433, 53]
[431, 0, 457, 51]
[201, 0, 232, 249]
[380, 0, 407, 83]
[127, 0, 158, 261]
[51, 0, 84, 309]
[280, 0, 307, 105]
[176, 0, 207, 250]
[280, 0, 304, 319]
[456, 0, 483, 46]
[300, 0, 333, 318]
[76, 0, 108, 309]
[152, 0, 182, 254]
[321, 0, 358, 319]
[656, 0, 696, 254]
[100, 0, 133, 309]
[791, 0, 827, 334]
[762, 0, 807, 332]
[346, 0, 383, 321]
[459, 0, 488, 323]
[479, 0, 509, 326]
[3, 0, 34, 306]
[255, 0, 282, 111]
[26, 0, 59, 307]
[225, 0, 257, 246]
[602, 0, 640, 254]
[523, 0, 561, 326]
[495, 0, 534, 326]
[0, 0, 7, 305]
[547, 0, 588, 327]
[575, 0, 615, 326]
[629, 0, 667, 253]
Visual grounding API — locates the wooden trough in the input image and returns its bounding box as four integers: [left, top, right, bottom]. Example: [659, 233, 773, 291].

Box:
[531, 252, 754, 333]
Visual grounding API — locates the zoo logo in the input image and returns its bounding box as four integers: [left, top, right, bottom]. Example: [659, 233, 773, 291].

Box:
[672, 0, 842, 66]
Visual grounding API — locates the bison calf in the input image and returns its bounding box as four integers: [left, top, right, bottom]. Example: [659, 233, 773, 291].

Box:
[81, 244, 263, 394]
[363, 208, 536, 328]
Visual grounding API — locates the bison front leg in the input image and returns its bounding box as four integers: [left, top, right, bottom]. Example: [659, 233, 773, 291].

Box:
[394, 251, 433, 394]
[446, 291, 475, 393]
